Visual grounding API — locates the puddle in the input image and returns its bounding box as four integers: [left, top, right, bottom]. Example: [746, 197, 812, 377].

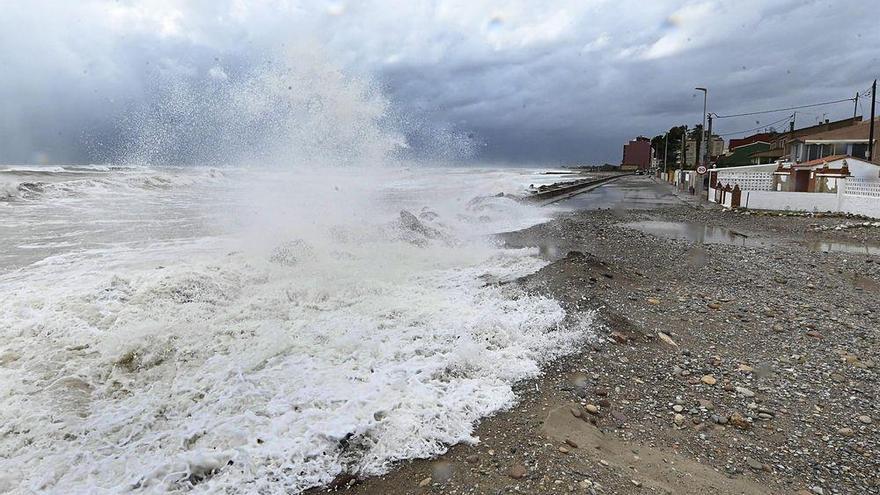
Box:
[622, 221, 773, 248]
[624, 220, 880, 255]
[807, 241, 880, 256]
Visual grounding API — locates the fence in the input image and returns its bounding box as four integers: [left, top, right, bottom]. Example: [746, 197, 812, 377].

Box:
[709, 176, 880, 218]
[714, 171, 774, 191]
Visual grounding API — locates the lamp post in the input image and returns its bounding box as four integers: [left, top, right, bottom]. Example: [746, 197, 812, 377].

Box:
[695, 87, 708, 168]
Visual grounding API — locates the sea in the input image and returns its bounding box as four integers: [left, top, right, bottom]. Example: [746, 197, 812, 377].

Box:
[0, 164, 594, 493]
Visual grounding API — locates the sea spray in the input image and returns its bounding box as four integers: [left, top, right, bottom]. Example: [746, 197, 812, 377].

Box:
[0, 44, 593, 494]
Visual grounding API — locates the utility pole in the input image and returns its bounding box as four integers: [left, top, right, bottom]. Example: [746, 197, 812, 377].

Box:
[854, 92, 860, 119]
[680, 126, 687, 191]
[707, 114, 714, 160]
[663, 130, 669, 177]
[869, 79, 877, 162]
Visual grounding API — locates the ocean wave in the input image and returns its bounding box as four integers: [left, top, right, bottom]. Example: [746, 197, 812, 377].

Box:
[0, 167, 226, 202]
[0, 167, 592, 493]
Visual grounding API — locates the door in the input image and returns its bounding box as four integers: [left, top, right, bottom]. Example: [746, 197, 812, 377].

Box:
[794, 170, 810, 192]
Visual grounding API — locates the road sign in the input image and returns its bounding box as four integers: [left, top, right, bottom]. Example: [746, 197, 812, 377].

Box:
[696, 165, 707, 175]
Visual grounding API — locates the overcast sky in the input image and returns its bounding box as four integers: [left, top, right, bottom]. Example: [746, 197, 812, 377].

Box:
[1, 0, 877, 166]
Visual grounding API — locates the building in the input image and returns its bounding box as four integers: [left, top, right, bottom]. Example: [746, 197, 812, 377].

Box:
[685, 135, 724, 167]
[716, 141, 772, 167]
[786, 117, 880, 163]
[773, 156, 880, 192]
[707, 157, 880, 217]
[728, 132, 775, 152]
[753, 117, 863, 163]
[621, 136, 652, 170]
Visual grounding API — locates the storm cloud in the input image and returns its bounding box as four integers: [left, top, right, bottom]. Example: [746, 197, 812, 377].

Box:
[1, 0, 877, 165]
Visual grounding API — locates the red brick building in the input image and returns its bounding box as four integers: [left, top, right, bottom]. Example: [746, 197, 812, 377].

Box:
[621, 136, 652, 170]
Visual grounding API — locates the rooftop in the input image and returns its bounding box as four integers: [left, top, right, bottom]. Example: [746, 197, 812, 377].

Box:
[795, 117, 880, 143]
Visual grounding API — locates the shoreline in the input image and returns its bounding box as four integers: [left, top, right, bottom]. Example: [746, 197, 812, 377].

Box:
[322, 177, 879, 494]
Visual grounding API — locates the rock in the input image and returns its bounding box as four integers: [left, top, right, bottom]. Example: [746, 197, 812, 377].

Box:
[419, 477, 432, 487]
[858, 415, 873, 424]
[674, 413, 685, 425]
[701, 375, 717, 386]
[737, 364, 754, 372]
[657, 331, 678, 347]
[729, 412, 751, 429]
[647, 297, 661, 305]
[735, 386, 755, 398]
[711, 414, 728, 425]
[805, 330, 822, 339]
[508, 464, 527, 480]
[570, 407, 583, 418]
[585, 404, 599, 415]
[611, 411, 628, 424]
[707, 302, 721, 310]
[558, 446, 570, 454]
[698, 399, 714, 410]
[565, 439, 579, 448]
[610, 331, 628, 344]
[838, 427, 855, 437]
[672, 405, 684, 413]
[745, 457, 763, 471]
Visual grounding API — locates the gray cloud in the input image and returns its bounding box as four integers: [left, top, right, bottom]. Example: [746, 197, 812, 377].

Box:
[1, 0, 877, 165]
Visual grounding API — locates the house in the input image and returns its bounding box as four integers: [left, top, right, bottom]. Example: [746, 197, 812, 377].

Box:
[707, 158, 880, 217]
[753, 116, 863, 163]
[728, 132, 776, 152]
[786, 117, 880, 163]
[716, 141, 772, 167]
[622, 136, 652, 170]
[773, 156, 880, 192]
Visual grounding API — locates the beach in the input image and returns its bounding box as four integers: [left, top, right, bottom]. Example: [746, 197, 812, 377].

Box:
[342, 176, 879, 495]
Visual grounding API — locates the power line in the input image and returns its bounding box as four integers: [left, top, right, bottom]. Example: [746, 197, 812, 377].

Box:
[716, 114, 794, 137]
[712, 97, 856, 119]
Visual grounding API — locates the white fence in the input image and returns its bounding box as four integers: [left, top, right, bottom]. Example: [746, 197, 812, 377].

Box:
[715, 171, 774, 191]
[709, 176, 880, 218]
[845, 178, 880, 198]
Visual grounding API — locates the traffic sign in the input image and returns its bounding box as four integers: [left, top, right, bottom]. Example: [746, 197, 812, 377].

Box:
[696, 165, 707, 175]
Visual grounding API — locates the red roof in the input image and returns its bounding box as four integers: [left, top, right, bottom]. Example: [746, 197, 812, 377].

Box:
[791, 155, 849, 168]
[729, 132, 775, 151]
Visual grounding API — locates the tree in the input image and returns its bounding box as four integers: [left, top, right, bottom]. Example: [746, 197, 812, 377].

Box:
[651, 125, 687, 169]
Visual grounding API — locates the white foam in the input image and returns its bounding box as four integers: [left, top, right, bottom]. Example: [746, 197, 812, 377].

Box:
[0, 166, 593, 494]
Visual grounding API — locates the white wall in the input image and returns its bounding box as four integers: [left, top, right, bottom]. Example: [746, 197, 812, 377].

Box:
[741, 191, 839, 212]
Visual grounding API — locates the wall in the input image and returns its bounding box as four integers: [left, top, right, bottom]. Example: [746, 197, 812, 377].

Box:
[708, 177, 880, 219]
[741, 191, 839, 212]
[841, 178, 880, 217]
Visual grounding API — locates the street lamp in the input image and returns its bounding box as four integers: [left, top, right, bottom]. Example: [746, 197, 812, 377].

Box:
[695, 87, 708, 168]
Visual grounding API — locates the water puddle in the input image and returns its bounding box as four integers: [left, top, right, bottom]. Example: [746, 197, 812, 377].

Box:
[623, 220, 880, 255]
[622, 221, 772, 248]
[807, 241, 880, 256]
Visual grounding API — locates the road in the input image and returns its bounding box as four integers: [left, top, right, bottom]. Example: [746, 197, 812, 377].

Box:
[554, 175, 683, 211]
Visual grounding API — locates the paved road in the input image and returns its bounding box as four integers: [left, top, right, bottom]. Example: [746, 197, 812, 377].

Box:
[555, 175, 683, 211]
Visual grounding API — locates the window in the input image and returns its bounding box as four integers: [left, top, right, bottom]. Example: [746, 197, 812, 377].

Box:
[851, 143, 868, 159]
